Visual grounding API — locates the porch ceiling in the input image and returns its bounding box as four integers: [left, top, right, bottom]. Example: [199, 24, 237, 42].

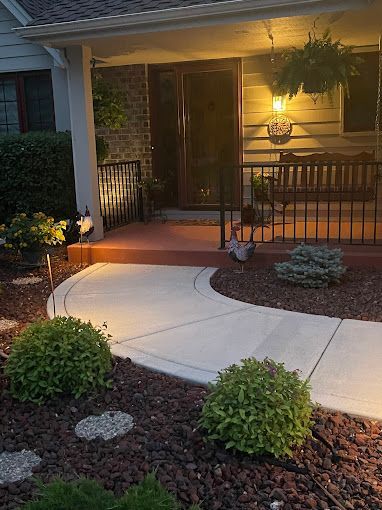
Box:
[86, 3, 382, 66]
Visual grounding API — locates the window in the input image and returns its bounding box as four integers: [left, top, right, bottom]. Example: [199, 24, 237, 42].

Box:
[0, 71, 55, 134]
[343, 52, 378, 133]
[0, 79, 20, 134]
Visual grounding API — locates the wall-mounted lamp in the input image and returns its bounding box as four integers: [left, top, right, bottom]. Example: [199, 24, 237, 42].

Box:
[272, 95, 286, 113]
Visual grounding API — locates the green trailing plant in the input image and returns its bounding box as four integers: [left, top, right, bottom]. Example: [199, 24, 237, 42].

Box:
[0, 212, 66, 253]
[275, 29, 361, 102]
[92, 74, 127, 129]
[274, 243, 347, 288]
[0, 132, 76, 224]
[200, 358, 313, 458]
[96, 135, 110, 163]
[21, 474, 201, 510]
[5, 316, 112, 404]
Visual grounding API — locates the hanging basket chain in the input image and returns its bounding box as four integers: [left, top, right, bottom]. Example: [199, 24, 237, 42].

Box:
[375, 35, 382, 163]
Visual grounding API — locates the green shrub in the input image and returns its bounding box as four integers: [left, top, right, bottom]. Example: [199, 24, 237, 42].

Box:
[119, 472, 199, 510]
[0, 132, 76, 224]
[22, 479, 115, 510]
[200, 358, 313, 458]
[274, 243, 346, 288]
[5, 316, 112, 404]
[21, 475, 200, 510]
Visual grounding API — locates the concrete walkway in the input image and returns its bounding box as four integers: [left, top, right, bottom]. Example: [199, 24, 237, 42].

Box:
[48, 263, 382, 420]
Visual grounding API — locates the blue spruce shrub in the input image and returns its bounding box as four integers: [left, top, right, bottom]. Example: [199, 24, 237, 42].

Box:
[274, 243, 346, 288]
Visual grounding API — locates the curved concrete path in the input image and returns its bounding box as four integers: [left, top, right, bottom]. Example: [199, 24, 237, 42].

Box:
[48, 263, 382, 420]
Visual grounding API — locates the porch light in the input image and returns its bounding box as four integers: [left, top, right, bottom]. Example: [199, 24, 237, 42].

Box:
[272, 95, 286, 112]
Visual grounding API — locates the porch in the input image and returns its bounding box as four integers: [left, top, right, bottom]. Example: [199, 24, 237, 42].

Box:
[67, 222, 382, 268]
[16, 0, 382, 247]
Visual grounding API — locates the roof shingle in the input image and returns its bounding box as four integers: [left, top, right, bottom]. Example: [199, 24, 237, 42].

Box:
[19, 0, 232, 26]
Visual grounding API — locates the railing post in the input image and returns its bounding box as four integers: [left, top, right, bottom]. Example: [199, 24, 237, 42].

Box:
[219, 166, 226, 249]
[137, 160, 144, 222]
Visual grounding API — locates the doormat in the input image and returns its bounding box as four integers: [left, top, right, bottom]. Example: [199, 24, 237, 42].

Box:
[167, 219, 220, 226]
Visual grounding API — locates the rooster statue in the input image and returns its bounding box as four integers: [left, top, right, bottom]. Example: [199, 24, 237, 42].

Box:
[76, 206, 94, 243]
[228, 224, 256, 273]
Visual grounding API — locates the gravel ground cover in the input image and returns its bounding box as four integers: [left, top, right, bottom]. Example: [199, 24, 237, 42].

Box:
[211, 267, 382, 321]
[1, 358, 382, 510]
[0, 249, 85, 358]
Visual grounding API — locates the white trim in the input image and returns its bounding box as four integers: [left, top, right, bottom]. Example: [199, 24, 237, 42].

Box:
[0, 0, 65, 66]
[0, 0, 30, 24]
[14, 0, 373, 44]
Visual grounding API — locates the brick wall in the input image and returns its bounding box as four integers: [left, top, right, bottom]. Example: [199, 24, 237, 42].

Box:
[95, 64, 152, 178]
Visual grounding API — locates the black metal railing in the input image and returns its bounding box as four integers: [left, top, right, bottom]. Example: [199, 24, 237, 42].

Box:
[219, 161, 382, 247]
[98, 160, 143, 231]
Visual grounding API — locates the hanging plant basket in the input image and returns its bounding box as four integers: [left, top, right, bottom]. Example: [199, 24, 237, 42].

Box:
[274, 29, 362, 103]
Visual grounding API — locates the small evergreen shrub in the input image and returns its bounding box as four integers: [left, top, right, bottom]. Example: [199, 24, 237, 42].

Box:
[5, 316, 112, 404]
[119, 472, 199, 509]
[274, 243, 346, 288]
[22, 479, 115, 510]
[21, 475, 200, 510]
[200, 358, 313, 458]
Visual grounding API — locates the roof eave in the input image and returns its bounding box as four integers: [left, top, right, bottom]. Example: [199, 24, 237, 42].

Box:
[14, 0, 374, 45]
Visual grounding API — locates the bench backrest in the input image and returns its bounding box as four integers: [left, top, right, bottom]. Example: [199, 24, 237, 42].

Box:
[276, 151, 375, 191]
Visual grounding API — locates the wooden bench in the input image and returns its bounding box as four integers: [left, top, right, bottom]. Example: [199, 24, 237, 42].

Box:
[272, 151, 376, 202]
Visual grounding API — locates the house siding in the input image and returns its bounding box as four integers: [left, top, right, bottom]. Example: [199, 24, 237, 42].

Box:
[242, 55, 376, 163]
[0, 5, 51, 72]
[95, 64, 152, 178]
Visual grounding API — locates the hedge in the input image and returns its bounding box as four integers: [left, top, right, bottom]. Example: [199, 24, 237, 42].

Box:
[0, 132, 77, 223]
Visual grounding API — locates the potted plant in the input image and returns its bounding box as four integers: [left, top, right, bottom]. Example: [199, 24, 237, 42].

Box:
[242, 175, 271, 225]
[0, 212, 67, 266]
[139, 178, 166, 220]
[275, 29, 361, 103]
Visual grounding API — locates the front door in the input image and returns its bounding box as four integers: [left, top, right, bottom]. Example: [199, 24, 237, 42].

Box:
[149, 60, 240, 209]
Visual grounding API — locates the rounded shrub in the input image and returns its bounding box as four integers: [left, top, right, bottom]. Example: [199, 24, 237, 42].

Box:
[5, 316, 112, 404]
[200, 358, 313, 458]
[274, 243, 346, 288]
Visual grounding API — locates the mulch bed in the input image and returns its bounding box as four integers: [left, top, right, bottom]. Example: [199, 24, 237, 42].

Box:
[1, 252, 382, 509]
[0, 248, 85, 357]
[211, 267, 382, 321]
[0, 359, 381, 510]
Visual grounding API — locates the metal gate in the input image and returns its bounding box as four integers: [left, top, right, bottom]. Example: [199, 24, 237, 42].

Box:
[98, 160, 143, 231]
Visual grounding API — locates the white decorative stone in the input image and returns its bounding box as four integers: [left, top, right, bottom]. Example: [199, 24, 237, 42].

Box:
[75, 411, 134, 441]
[0, 319, 18, 332]
[270, 502, 284, 510]
[11, 277, 42, 285]
[0, 450, 41, 485]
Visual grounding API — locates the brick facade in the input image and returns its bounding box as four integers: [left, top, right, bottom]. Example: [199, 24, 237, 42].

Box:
[95, 64, 152, 178]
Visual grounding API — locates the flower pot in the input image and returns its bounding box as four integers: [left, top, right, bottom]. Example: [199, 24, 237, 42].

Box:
[242, 206, 256, 226]
[20, 248, 45, 267]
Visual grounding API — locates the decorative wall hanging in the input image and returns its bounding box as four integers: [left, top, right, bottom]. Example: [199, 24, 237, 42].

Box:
[268, 114, 292, 144]
[274, 29, 362, 104]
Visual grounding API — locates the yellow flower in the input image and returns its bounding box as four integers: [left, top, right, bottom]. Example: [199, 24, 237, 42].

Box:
[19, 213, 27, 218]
[5, 243, 12, 249]
[30, 226, 37, 232]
